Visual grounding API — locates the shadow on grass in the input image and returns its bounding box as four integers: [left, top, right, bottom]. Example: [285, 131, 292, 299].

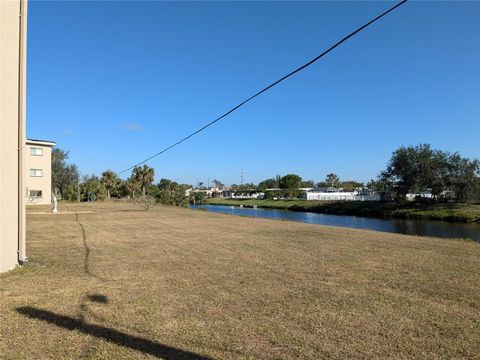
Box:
[77, 293, 110, 323]
[16, 306, 213, 360]
[62, 216, 210, 358]
[87, 293, 109, 304]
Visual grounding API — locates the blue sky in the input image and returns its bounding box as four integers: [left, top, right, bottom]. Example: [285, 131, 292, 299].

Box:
[27, 1, 480, 185]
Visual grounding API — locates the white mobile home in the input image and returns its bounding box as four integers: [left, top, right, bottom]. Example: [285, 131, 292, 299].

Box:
[303, 188, 380, 201]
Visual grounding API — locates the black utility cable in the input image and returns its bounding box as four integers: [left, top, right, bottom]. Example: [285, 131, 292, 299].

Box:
[118, 0, 408, 174]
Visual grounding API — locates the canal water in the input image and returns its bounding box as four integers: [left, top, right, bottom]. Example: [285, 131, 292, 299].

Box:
[192, 204, 480, 242]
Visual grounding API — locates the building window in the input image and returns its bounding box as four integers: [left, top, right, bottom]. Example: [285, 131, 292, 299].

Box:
[30, 147, 43, 156]
[30, 169, 43, 177]
[29, 190, 42, 198]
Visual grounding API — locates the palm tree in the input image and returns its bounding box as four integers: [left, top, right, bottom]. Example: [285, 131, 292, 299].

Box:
[125, 177, 140, 198]
[133, 165, 155, 196]
[101, 170, 119, 199]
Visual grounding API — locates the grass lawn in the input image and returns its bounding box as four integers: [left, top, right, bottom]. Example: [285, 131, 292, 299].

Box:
[1, 202, 480, 359]
[206, 198, 480, 223]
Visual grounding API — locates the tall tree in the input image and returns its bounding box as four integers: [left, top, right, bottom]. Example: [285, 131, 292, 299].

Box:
[157, 178, 191, 207]
[447, 153, 480, 201]
[325, 173, 340, 188]
[258, 177, 279, 191]
[80, 175, 106, 201]
[101, 170, 119, 199]
[339, 180, 364, 192]
[51, 148, 79, 199]
[300, 180, 315, 188]
[279, 174, 302, 198]
[125, 177, 140, 198]
[133, 165, 155, 196]
[381, 145, 421, 199]
[157, 178, 173, 191]
[380, 144, 480, 202]
[367, 178, 392, 198]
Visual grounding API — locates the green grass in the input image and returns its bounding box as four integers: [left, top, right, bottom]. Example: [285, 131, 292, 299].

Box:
[206, 198, 480, 223]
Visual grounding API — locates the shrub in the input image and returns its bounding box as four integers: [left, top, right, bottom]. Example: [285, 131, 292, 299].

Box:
[191, 191, 206, 205]
[132, 195, 156, 211]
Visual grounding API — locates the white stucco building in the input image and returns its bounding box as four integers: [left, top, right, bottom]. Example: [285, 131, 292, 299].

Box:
[25, 139, 56, 205]
[1, 0, 28, 272]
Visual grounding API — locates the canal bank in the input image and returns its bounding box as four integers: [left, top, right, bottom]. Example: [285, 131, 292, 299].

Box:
[206, 198, 480, 223]
[194, 204, 480, 241]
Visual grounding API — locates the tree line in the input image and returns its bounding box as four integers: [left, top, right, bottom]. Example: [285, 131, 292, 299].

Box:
[253, 174, 363, 199]
[52, 143, 479, 205]
[371, 144, 480, 202]
[253, 145, 479, 202]
[52, 149, 191, 207]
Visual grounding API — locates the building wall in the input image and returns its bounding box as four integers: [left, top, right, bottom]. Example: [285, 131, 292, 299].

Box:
[25, 143, 54, 205]
[0, 0, 27, 272]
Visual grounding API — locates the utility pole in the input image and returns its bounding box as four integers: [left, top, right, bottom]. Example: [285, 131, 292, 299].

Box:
[240, 172, 244, 186]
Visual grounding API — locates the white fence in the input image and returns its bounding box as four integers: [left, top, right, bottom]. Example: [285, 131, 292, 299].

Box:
[306, 192, 380, 201]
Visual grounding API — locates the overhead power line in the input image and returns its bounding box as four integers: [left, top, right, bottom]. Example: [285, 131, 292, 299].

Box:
[118, 0, 408, 175]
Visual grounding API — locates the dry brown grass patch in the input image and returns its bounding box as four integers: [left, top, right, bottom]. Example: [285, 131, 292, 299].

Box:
[1, 202, 479, 359]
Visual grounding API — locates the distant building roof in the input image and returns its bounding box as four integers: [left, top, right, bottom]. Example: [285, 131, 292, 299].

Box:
[26, 138, 56, 147]
[309, 187, 345, 193]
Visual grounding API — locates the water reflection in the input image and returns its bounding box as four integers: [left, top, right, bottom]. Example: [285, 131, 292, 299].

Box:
[192, 204, 480, 242]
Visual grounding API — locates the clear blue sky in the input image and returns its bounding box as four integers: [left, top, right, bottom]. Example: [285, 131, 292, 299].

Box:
[27, 1, 480, 185]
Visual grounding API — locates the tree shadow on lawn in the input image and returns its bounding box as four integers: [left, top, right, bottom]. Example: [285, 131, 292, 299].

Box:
[25, 214, 211, 358]
[87, 293, 109, 304]
[16, 306, 213, 360]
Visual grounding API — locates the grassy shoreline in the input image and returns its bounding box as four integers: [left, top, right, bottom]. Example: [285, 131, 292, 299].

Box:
[205, 198, 480, 223]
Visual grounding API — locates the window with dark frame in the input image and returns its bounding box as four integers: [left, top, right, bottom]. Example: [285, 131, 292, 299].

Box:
[29, 190, 42, 198]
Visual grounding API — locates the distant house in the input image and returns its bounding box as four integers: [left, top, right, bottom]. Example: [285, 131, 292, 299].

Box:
[189, 187, 223, 198]
[302, 187, 380, 201]
[406, 191, 434, 201]
[25, 139, 56, 205]
[310, 187, 343, 193]
[222, 188, 263, 199]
